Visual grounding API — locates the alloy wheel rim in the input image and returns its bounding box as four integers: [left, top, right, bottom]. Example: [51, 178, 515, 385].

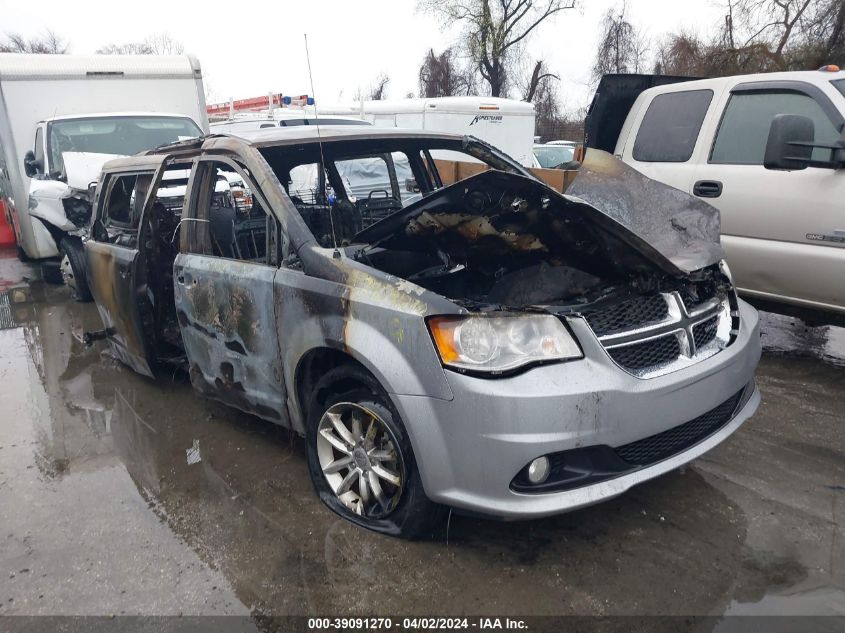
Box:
[316, 402, 405, 518]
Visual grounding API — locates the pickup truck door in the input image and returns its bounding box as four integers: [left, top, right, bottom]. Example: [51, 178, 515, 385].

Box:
[174, 156, 289, 425]
[616, 87, 719, 193]
[86, 156, 168, 378]
[689, 81, 845, 312]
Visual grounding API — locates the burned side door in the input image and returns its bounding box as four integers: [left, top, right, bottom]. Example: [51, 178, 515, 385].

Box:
[86, 157, 167, 377]
[174, 156, 288, 425]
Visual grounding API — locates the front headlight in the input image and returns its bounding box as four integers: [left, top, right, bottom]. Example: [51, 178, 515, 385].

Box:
[427, 314, 583, 375]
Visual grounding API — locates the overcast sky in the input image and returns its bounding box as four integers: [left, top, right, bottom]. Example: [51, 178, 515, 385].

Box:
[2, 0, 726, 111]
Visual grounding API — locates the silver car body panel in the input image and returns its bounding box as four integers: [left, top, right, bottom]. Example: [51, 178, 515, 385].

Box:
[391, 300, 760, 518]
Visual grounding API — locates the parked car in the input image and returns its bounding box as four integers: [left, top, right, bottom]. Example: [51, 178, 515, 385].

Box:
[84, 126, 761, 538]
[585, 68, 845, 325]
[0, 54, 209, 300]
[532, 143, 579, 169]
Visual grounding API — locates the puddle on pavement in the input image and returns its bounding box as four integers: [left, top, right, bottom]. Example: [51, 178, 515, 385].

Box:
[1, 255, 843, 620]
[760, 311, 845, 368]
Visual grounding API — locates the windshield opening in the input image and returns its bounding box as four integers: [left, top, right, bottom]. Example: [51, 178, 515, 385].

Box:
[259, 136, 528, 248]
[48, 116, 202, 178]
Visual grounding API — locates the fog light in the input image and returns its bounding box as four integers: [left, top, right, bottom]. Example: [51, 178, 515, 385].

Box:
[527, 456, 550, 484]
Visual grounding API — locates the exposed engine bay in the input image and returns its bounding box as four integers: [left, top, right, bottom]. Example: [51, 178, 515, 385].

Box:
[350, 168, 726, 312]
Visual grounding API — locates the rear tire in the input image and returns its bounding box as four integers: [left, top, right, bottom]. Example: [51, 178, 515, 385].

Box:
[305, 365, 445, 539]
[59, 237, 92, 302]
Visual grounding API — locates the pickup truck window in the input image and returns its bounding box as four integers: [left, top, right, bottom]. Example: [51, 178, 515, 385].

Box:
[710, 91, 841, 165]
[833, 79, 845, 99]
[632, 90, 713, 163]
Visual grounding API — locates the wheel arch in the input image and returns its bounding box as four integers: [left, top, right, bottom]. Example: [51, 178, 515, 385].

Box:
[292, 346, 379, 433]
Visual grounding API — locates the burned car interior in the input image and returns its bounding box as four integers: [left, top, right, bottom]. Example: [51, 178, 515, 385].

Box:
[260, 139, 443, 245]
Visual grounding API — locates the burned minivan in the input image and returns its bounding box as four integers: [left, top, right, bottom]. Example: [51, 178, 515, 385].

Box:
[85, 127, 761, 537]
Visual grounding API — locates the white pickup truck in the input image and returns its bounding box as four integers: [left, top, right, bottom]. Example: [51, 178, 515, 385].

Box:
[585, 68, 845, 325]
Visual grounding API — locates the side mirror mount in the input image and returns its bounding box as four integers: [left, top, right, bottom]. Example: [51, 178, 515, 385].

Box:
[764, 114, 814, 171]
[23, 150, 41, 178]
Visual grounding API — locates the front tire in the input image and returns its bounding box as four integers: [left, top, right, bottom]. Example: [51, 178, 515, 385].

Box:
[59, 237, 92, 302]
[305, 366, 444, 539]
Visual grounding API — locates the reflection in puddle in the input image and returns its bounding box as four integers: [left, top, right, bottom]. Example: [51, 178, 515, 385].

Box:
[0, 284, 248, 616]
[724, 586, 845, 616]
[760, 311, 845, 367]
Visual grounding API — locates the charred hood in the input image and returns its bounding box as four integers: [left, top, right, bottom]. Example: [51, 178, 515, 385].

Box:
[353, 150, 723, 279]
[566, 150, 723, 273]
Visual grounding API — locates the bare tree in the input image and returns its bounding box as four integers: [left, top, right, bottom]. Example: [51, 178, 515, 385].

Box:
[655, 0, 842, 77]
[369, 73, 390, 100]
[418, 47, 474, 97]
[654, 31, 708, 75]
[531, 73, 562, 141]
[520, 59, 559, 102]
[97, 42, 155, 54]
[97, 32, 184, 55]
[785, 0, 845, 67]
[419, 0, 576, 98]
[144, 33, 185, 55]
[725, 0, 813, 56]
[0, 30, 67, 53]
[592, 3, 649, 82]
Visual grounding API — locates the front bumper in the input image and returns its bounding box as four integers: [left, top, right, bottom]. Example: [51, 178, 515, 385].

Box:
[392, 299, 762, 519]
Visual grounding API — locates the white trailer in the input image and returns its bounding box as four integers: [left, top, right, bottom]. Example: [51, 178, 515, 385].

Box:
[320, 97, 537, 167]
[0, 54, 208, 280]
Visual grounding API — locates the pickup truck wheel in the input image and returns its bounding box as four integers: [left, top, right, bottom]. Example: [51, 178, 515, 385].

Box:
[306, 366, 444, 539]
[59, 237, 92, 302]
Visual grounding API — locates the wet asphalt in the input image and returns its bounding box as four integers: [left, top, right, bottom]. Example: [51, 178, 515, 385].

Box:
[0, 248, 842, 623]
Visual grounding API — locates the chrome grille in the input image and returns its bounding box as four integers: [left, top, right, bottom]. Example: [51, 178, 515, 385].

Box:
[585, 294, 669, 337]
[587, 289, 734, 379]
[608, 334, 682, 371]
[693, 315, 719, 349]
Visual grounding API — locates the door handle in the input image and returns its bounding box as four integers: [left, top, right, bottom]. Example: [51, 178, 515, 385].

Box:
[693, 180, 723, 198]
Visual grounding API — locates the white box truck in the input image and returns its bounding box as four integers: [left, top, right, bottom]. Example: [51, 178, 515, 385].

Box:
[319, 96, 537, 168]
[0, 54, 208, 298]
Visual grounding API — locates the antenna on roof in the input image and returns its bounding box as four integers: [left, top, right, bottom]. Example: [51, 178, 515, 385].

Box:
[304, 33, 340, 258]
